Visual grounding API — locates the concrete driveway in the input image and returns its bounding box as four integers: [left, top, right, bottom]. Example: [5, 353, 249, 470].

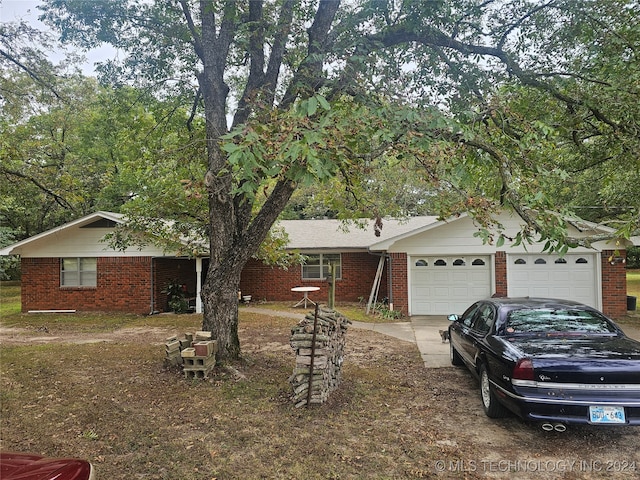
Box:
[350, 313, 640, 368]
[350, 315, 452, 368]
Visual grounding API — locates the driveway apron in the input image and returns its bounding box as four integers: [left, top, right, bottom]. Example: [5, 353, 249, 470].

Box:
[350, 316, 451, 368]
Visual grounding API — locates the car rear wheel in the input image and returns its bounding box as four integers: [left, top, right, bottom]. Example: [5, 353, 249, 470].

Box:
[450, 341, 463, 366]
[479, 364, 508, 418]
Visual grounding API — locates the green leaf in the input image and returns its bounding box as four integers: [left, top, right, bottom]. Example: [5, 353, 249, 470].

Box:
[317, 95, 330, 111]
[307, 96, 318, 116]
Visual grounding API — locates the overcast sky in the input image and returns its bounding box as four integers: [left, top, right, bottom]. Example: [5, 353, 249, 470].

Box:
[1, 0, 117, 76]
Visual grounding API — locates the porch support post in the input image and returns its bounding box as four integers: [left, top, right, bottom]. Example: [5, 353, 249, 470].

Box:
[195, 257, 203, 314]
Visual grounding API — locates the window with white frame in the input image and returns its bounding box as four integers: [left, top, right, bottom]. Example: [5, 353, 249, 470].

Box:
[61, 258, 97, 287]
[302, 253, 341, 280]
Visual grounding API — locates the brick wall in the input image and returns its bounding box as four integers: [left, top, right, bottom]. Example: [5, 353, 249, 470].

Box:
[389, 252, 408, 316]
[21, 257, 153, 315]
[239, 252, 387, 304]
[494, 251, 508, 297]
[20, 248, 629, 318]
[601, 250, 627, 318]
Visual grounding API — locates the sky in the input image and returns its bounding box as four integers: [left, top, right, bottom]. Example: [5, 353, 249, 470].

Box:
[0, 0, 117, 76]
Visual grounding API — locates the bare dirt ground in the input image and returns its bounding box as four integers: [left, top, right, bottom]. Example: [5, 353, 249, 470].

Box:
[2, 312, 640, 479]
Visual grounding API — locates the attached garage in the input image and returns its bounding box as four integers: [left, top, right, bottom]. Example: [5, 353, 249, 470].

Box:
[410, 255, 492, 315]
[507, 253, 599, 309]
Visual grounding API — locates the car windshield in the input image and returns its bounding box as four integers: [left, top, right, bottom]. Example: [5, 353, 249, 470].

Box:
[504, 308, 617, 334]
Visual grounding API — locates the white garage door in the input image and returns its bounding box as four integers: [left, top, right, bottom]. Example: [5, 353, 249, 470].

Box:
[410, 256, 492, 315]
[508, 253, 598, 308]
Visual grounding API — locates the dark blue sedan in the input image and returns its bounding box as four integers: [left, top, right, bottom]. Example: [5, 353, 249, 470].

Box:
[448, 298, 640, 430]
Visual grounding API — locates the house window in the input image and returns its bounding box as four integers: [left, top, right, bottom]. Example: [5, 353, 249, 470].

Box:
[453, 259, 466, 266]
[302, 254, 341, 280]
[554, 258, 567, 264]
[434, 259, 447, 266]
[534, 258, 547, 264]
[61, 258, 97, 287]
[472, 259, 486, 266]
[514, 258, 526, 265]
[415, 259, 428, 266]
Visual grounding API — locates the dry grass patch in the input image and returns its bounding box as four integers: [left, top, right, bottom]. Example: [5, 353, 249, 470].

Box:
[1, 313, 458, 479]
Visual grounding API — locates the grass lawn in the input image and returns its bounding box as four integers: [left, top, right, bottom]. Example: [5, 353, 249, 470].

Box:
[627, 269, 640, 299]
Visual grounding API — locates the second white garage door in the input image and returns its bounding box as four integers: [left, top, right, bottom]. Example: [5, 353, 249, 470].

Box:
[507, 253, 598, 308]
[410, 256, 492, 315]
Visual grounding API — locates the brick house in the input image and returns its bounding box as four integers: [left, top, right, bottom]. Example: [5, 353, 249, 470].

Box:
[1, 210, 636, 318]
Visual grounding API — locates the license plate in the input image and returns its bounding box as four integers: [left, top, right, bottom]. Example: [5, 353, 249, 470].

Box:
[589, 405, 626, 424]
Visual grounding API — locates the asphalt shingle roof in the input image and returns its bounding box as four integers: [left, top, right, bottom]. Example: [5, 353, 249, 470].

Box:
[278, 216, 440, 250]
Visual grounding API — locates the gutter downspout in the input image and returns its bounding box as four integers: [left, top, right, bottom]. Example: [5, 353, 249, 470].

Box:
[149, 257, 156, 315]
[387, 254, 393, 311]
[195, 257, 203, 314]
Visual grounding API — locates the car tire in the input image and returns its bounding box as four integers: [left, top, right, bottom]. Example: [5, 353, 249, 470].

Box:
[450, 341, 464, 366]
[479, 364, 508, 418]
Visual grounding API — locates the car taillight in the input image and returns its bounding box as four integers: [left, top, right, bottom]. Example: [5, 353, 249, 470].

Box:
[513, 358, 535, 381]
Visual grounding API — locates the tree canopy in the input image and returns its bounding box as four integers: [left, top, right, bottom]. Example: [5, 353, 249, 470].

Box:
[4, 0, 638, 360]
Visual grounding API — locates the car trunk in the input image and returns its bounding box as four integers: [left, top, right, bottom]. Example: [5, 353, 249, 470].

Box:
[508, 334, 640, 384]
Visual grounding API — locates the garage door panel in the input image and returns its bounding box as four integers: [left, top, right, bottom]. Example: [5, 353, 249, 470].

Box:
[511, 271, 530, 282]
[451, 271, 470, 281]
[411, 256, 491, 315]
[431, 271, 450, 282]
[413, 271, 430, 282]
[451, 287, 472, 296]
[551, 271, 571, 282]
[529, 272, 551, 281]
[572, 287, 593, 298]
[470, 272, 489, 282]
[508, 254, 597, 308]
[414, 287, 431, 298]
[471, 285, 490, 296]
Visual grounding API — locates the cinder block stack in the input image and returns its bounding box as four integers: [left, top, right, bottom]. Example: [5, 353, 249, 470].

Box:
[289, 308, 350, 407]
[165, 337, 183, 367]
[164, 331, 217, 379]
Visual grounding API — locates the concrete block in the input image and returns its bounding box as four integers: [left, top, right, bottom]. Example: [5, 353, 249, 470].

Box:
[181, 347, 196, 358]
[183, 355, 216, 368]
[193, 340, 217, 357]
[184, 367, 213, 380]
[195, 331, 212, 341]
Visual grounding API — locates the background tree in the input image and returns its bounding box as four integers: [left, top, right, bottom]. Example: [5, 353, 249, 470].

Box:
[34, 0, 640, 361]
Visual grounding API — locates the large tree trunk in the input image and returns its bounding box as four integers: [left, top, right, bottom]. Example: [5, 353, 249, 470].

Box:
[200, 253, 242, 361]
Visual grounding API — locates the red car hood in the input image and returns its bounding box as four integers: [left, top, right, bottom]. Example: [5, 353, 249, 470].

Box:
[0, 452, 94, 480]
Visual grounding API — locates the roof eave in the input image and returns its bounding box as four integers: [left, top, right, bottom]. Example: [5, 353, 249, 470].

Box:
[0, 211, 124, 256]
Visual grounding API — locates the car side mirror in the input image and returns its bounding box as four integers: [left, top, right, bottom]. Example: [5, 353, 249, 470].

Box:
[448, 314, 459, 322]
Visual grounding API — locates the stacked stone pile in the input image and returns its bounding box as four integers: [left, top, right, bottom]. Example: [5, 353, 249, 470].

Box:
[289, 308, 350, 407]
[164, 331, 217, 379]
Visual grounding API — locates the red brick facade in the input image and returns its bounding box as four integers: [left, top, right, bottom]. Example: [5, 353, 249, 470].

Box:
[494, 251, 508, 297]
[388, 253, 408, 316]
[600, 249, 628, 318]
[21, 257, 153, 314]
[19, 249, 629, 318]
[239, 252, 388, 305]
